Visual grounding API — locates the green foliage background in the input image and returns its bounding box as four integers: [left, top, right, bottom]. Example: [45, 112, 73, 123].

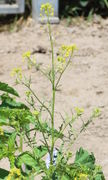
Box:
[60, 0, 108, 17]
[25, 0, 108, 17]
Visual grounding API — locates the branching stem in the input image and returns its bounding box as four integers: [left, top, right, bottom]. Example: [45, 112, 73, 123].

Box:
[48, 18, 55, 165]
[23, 82, 52, 119]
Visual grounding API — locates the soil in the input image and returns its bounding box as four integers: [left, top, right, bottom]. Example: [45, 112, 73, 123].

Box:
[0, 16, 108, 179]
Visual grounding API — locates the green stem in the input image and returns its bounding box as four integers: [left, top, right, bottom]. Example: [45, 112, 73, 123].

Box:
[104, 0, 108, 8]
[48, 19, 55, 165]
[55, 52, 73, 90]
[9, 155, 15, 169]
[37, 116, 51, 155]
[26, 98, 51, 156]
[23, 82, 52, 119]
[66, 115, 94, 152]
[19, 133, 23, 152]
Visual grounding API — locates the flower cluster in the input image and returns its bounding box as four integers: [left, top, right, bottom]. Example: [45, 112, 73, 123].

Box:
[23, 51, 31, 59]
[56, 44, 77, 72]
[60, 44, 77, 58]
[40, 3, 54, 17]
[23, 51, 36, 69]
[75, 107, 84, 116]
[7, 167, 21, 180]
[57, 56, 65, 64]
[10, 67, 22, 83]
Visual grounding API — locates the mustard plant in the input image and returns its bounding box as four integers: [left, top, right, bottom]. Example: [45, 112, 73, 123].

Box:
[0, 3, 105, 180]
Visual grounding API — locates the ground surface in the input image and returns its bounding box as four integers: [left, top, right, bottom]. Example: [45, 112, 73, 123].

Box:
[0, 17, 108, 179]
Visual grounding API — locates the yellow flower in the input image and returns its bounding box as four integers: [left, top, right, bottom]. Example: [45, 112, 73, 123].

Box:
[60, 44, 77, 58]
[32, 110, 39, 116]
[10, 67, 22, 80]
[23, 51, 31, 58]
[75, 107, 84, 116]
[56, 44, 77, 73]
[22, 51, 36, 69]
[10, 167, 21, 176]
[40, 3, 54, 17]
[57, 56, 66, 63]
[79, 173, 88, 180]
[0, 126, 4, 136]
[7, 167, 21, 180]
[6, 174, 11, 180]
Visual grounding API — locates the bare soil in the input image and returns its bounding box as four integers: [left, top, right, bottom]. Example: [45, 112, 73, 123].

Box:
[0, 17, 108, 179]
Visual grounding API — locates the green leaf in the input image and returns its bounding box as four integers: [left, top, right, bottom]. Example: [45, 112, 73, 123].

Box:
[80, 0, 89, 7]
[61, 175, 70, 180]
[34, 121, 63, 139]
[0, 94, 29, 109]
[8, 132, 17, 153]
[0, 168, 9, 179]
[93, 165, 105, 180]
[0, 132, 16, 160]
[0, 116, 9, 126]
[95, 175, 105, 180]
[16, 152, 41, 173]
[0, 108, 32, 127]
[0, 82, 19, 97]
[0, 147, 7, 160]
[33, 146, 48, 159]
[16, 152, 37, 167]
[74, 147, 95, 169]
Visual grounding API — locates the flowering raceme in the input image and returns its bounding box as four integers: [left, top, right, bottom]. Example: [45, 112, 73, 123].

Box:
[22, 51, 31, 59]
[75, 107, 84, 116]
[60, 44, 77, 57]
[22, 51, 36, 69]
[56, 44, 77, 72]
[57, 56, 66, 63]
[10, 67, 22, 81]
[40, 3, 54, 17]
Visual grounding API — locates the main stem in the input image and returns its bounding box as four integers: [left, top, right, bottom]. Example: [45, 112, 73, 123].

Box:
[48, 19, 55, 165]
[19, 132, 23, 152]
